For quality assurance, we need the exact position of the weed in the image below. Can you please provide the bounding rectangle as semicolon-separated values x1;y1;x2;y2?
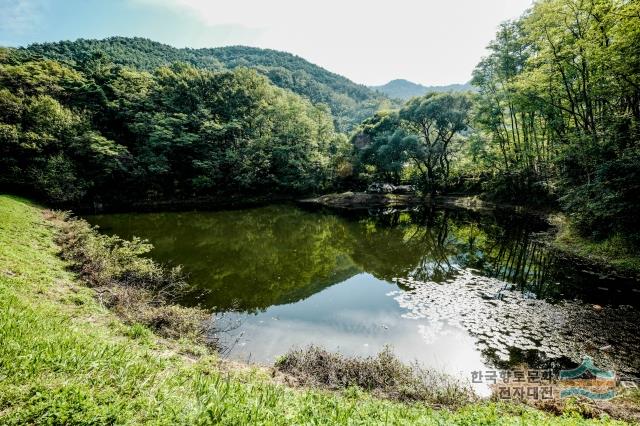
275;345;475;407
46;210;215;345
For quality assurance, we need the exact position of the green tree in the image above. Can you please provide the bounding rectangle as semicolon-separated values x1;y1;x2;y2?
399;93;472;193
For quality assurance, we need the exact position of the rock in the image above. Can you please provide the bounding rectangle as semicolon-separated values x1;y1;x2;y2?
392;185;416;195
593;304;603;312
299;191;420;210
367;182;396;194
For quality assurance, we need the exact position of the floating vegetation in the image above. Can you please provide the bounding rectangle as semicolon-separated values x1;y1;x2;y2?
392;269;640;376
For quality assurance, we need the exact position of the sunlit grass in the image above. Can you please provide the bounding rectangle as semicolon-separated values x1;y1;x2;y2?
552;214;640;274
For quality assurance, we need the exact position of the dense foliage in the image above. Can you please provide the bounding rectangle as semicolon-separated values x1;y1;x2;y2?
23;37;391;131
0;47;348;205
2;0;638;244
352;92;472;193
471;0;639;240
353;0;639;242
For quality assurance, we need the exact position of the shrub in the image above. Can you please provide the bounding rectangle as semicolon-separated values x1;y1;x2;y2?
47;210;214;344
275;345;475;407
560;147;640;244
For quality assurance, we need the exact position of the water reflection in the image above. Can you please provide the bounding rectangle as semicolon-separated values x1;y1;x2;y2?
216;272;488;387
394;271;640;377
89;205;639;310
87;204;640;378
459;213;560;300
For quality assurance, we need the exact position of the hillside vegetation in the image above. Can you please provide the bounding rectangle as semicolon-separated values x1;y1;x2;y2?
0;46;351;206
370;79;475;100
23;37;390;131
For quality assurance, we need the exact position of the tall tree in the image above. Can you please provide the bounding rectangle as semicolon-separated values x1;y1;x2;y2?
399;93;472;193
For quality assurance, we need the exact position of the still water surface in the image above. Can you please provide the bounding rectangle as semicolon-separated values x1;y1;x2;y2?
88;205;640;387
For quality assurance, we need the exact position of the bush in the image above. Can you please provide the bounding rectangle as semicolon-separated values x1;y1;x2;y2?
481;170;557;206
47;210;214;343
275;345;474;407
560;147;640;244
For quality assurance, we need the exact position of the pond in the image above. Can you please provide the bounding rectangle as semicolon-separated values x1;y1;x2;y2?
87;204;640;390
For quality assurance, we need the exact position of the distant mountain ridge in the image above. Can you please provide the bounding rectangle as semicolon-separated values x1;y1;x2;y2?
370;79;475;100
22;37;388;131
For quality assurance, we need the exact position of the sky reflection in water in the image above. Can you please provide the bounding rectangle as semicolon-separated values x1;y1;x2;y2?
88;204;640;388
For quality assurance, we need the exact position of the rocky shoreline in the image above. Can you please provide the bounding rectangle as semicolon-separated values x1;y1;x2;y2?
299;191;513;214
299;192;423;210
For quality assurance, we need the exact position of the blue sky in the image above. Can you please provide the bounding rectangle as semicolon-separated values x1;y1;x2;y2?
0;0;533;86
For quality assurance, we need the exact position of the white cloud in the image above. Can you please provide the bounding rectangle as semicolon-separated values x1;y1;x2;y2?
136;0;534;85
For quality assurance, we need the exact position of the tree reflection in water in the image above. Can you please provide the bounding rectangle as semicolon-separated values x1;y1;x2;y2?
88;205;640;375
88;204;638;314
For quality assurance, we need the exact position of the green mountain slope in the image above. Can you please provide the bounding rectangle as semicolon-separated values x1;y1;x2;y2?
22;37;388;130
370;79;475;100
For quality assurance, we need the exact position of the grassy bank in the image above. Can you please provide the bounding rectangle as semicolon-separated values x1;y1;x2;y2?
0;194;627;424
550;214;640;277
49;209;211;344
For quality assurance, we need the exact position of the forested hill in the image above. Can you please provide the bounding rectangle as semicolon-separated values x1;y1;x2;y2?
370;79;475;100
22;37;388;131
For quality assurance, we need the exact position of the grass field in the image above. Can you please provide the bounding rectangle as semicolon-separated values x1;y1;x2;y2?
0;194;627;425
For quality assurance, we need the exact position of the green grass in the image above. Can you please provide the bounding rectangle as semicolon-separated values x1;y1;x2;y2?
0;194;627;425
551;214;640;275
